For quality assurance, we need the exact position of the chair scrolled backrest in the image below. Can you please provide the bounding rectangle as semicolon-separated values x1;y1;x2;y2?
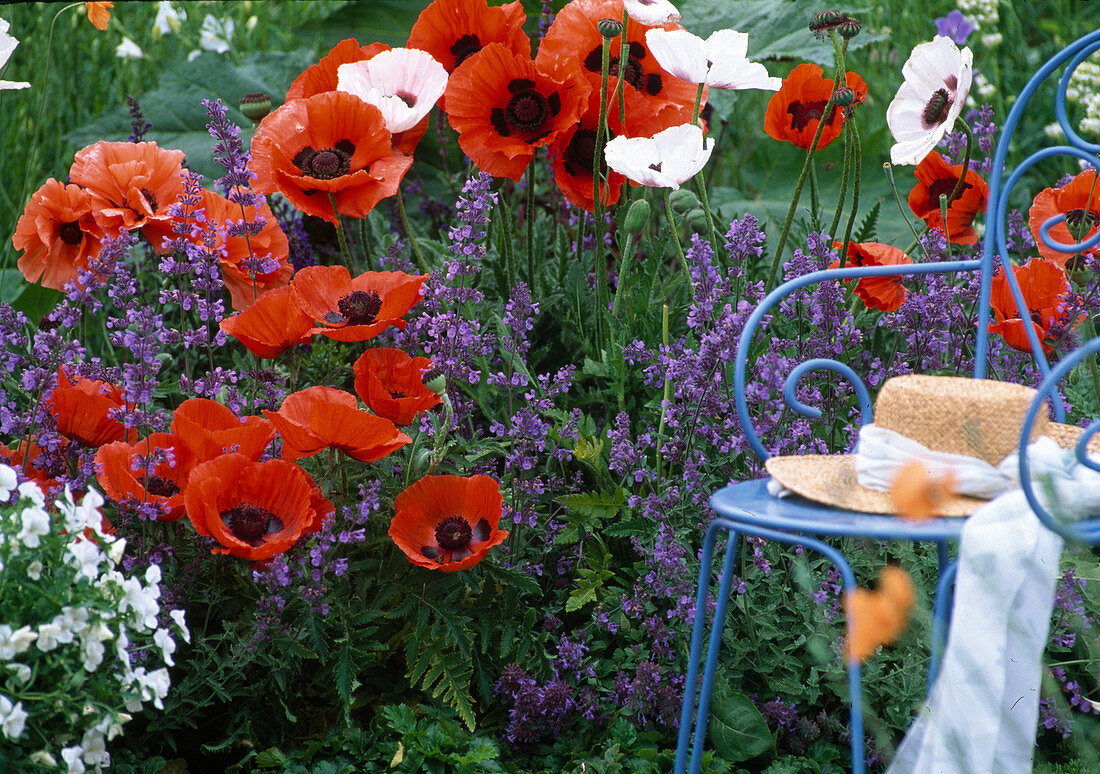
734;28;1100;465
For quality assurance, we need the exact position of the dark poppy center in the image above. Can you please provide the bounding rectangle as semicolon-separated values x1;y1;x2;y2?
564;129;599;176
332;289;382;326
927;177;969;209
787;99;837;131
583;45;662;96
59;221;83;246
141;473;180;497
139;187;159;213
922;88;952;127
395;90;417;108
505;89;550;132
222;503;283;546
389;390;407;400
450;34;482;68
292;141;356;180
1065;208;1099;241
435;515;473;551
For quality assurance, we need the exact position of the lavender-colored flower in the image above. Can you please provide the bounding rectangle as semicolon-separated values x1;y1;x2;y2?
203;98;260;207
934;9;975;46
127;95;152;142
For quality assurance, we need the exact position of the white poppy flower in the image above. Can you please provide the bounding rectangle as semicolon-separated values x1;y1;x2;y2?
199;15;233;54
886;35;973;165
115;37;145;60
645;28;780;91
623;0;680;25
337;48;448;134
0;18;31;91
604;123;714;190
152;1;186;37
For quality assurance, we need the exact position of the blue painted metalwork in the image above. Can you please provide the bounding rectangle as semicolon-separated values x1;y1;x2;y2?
676;28;1100;774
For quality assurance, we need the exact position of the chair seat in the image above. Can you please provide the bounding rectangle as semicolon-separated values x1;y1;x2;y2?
710;478;967;542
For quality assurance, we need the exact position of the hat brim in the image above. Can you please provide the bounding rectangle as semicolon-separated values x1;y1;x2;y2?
766;426;1100;518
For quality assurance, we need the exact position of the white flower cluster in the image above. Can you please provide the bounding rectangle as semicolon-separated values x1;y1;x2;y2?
956;0;1001;47
0;466;188;773
1065;58;1100;137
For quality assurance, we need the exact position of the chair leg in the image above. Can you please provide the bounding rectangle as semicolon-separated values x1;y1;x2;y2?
927;558;958;690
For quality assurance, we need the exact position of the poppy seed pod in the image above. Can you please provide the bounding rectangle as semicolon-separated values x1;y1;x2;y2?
597;17;622;39
239;92;272;123
623;199;651;235
832;86;857;107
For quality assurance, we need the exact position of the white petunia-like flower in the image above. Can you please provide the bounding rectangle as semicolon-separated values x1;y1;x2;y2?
17;505;50;548
604;123;714;190
623;0;680;25
337;48;449;134
886;35;973;165
120;576;160;631
645;28;780;91
154;627;176;666
68;539;104;581
18;480;44;507
0;18;31;91
0;624;38;659
27;559;43;580
0;464;17;498
0;694;28;740
199;15;233;54
80;726;110;767
9;663;31;683
152;1;186;37
116;37;145;60
61;746;86;774
82;638;105;672
169;608;190;643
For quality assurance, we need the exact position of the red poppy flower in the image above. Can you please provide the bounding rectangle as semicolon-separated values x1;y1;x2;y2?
829;241;913;312
251;91;414;225
184;453;333;562
12;179;106;291
263;385;411;463
548;90;660;211
47;369;136;447
389;474;508;571
445;43;590;181
194;189;292;310
0;439;69;493
85;1;112;30
220;285;314;359
353;348;441;426
765;63;867;150
291;265;426;342
1028;169;1100;267
69;140;186;248
169;398;276;464
408;0;529;73
537;0;699;129
286;38;429;156
907;152;988;245
989;258;1072;355
95;434;192;521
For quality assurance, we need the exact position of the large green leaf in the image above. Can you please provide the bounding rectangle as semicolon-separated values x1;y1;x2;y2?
708;681;775;763
65;50;317;182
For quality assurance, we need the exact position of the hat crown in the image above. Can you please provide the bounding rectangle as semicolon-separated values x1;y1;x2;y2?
873;375;1047;465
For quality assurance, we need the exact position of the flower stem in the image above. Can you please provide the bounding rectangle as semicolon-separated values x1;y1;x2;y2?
656;302;671;482
395;188;430;273
663;189;690;286
327;194;352;268
838;120;863;265
884;163;928;260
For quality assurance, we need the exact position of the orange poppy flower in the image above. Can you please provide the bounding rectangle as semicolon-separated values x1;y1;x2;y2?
0;439;69;493
537;0;699;129
95;434;192;521
445;43;589;181
389;474;508;571
285;38;429;156
1028;169;1100;267
85;1;112;30
69;140;185;249
352;348;441;426
169;398;276;464
989;258;1072;355
263;385;411;463
829;241;913;312
290;265;427;342
184;453;333;562
220;285;314;359
408;0;529;74
888;460;958;521
195;189;292;310
845;565;915;663
250;91;414;225
907;152;988;245
12;179;106;291
765;63;867;150
48;369;137;447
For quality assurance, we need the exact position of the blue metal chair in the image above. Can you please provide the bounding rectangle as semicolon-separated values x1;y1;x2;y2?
675;28;1100;774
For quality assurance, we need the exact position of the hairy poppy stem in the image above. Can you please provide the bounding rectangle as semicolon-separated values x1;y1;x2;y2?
394;189;430;273
592;33;613;356
884;163;928;261
327;194;353;268
839;120;862;267
829;122;853;246
663;190;690;286
655;302;671;482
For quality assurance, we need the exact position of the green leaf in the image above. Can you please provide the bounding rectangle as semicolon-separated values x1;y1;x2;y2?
708;682;774;762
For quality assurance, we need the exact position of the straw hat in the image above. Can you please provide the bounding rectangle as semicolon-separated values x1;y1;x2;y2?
765;374;1100;517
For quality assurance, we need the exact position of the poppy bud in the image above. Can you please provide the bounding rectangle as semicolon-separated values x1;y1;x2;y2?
686;208;709;233
832;86;857;107
623;199;651;235
422;366;447;396
597;17;623;38
239;93;272;123
838;16;862;39
808;9;844;38
669;188;700;214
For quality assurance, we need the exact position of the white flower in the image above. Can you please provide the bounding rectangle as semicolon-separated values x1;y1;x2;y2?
17;504;49;548
61;746;86;774
0;464;17;498
30;751;58;768
81;727;110;767
27;559;43;580
645;28;780;91
886;36;973;166
106;536;127;566
120;577;160;630
199;15;233;54
9;663;31;683
82;638;105;672
0;18;31;91
152;1;186;37
604;123;714;190
623;0;680;25
154;627;176;666
18;481;44;507
0;694;28;739
337;48;449;134
169;608;190;643
0;624;38;658
116;37;144;59
37;621;63;651
131;667;171;710
68;539;104;581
